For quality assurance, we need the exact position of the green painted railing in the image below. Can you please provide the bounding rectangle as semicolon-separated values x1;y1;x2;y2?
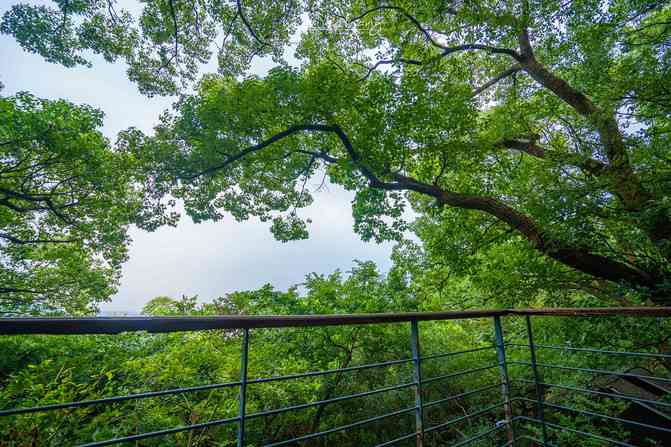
2;307;671;446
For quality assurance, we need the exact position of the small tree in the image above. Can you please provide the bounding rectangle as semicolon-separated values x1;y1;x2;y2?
0;92;157;314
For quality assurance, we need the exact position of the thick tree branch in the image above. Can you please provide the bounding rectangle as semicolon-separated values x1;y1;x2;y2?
357;58;422;81
189;124;659;293
386;172;655;290
236;0;267;47
516;29;670;252
497;138;608;176
518;30;599;117
473;65;522;96
517;31;640;188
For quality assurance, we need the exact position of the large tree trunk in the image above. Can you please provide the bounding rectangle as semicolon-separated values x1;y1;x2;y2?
517;30;671;258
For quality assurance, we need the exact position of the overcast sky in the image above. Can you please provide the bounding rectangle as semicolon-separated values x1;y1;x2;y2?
0;1;396;313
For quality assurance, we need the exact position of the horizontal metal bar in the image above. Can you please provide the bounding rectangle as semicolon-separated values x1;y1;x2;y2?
423;364;498;385
509;343;671;359
0;311;508;334
507;307;671;318
449;424;503;447
248;382;414;419
248;358;412;385
421;345;495;361
263;406;416;447
424;401;505;434
511;360;671;384
0;379;241;417
514;416;636;447
517;378;671;409
3;307;671;335
77;415;240;447
517;397;671;433
0;358;411;417
372;432;416;447
423;383;503;409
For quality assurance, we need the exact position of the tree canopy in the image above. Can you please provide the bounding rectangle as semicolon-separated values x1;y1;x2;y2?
2;2;671;444
0;88;181;314
3;0;671;308
3;262;667;445
0;92;155;314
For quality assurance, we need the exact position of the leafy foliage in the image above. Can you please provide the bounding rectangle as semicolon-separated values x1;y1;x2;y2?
1;0;302;96
4;0;671;306
3;263;670;446
0;92;154;315
79;0;669;304
0;263;505;446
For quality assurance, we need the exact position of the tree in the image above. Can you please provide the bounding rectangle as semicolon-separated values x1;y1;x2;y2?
0;262;506;446
1;0;302;96
6;1;671;304
0;92;156;315
143;294;201;315
2;259;669;445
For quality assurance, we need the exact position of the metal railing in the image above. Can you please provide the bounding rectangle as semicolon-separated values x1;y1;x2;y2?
1;307;671;446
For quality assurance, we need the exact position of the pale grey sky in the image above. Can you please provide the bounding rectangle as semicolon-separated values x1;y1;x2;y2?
0;1;396;312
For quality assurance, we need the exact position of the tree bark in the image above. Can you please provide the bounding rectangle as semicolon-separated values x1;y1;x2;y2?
380;173;660;295
195;123;668;300
516;30;671;254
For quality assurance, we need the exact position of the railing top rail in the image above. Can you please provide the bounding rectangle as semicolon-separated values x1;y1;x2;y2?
509;306;671;317
1;307;671;335
0;309;506;334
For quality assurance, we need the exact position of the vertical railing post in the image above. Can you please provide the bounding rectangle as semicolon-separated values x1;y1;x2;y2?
410;320;424;447
494;316;515;445
237;328;250;447
526;315;549;446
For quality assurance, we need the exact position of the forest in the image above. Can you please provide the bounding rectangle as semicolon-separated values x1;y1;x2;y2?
1;0;670;445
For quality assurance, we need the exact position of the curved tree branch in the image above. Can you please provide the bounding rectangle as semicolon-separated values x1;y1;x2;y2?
357;58;422;81
516;29;670;252
0;187;75;224
441;43;521;60
185;124;658;293
236;0;267;48
220;10;240;48
182;124;341;180
350;5;452;50
473;65;522;96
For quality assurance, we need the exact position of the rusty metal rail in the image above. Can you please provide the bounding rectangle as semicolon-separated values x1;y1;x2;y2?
2;307;671;334
2;307;671;446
